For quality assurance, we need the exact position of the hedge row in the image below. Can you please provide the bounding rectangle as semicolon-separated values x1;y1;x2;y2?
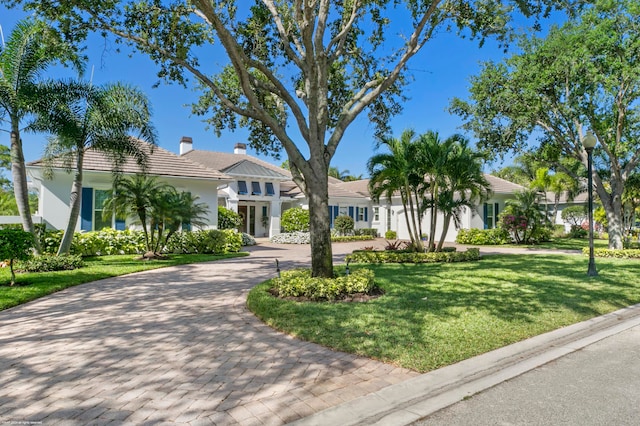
585;248;640;259
455;228;510;245
331;235;376;243
273;268;376;301
346;248;481;264
41;228;244;256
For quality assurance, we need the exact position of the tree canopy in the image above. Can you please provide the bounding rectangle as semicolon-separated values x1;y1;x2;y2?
451;0;640;249
3;0;573;275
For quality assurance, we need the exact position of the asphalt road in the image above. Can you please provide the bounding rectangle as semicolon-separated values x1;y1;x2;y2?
414;324;640;426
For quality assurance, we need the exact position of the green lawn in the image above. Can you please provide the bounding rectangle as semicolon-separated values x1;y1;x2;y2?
0;252;248;311
248;254;640;372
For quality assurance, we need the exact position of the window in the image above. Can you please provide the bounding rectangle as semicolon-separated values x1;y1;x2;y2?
373;207;380;222
238;180;248;195
484;203;495;229
94;190;111;230
358;207;365;221
265;182;275;196
251;181;261;195
339;206;348;216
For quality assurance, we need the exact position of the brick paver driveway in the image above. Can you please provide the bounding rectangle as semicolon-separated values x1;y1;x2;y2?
0;241;417;425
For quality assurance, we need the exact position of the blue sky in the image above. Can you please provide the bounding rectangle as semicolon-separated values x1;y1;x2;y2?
0;5;548;178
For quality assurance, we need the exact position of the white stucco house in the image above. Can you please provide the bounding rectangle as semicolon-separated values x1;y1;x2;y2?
27;136;529;242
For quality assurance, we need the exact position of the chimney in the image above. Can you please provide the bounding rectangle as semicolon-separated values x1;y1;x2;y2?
180;136;193;155
234;143;247;155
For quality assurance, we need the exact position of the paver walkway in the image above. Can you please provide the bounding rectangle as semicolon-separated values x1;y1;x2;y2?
0;241;417;425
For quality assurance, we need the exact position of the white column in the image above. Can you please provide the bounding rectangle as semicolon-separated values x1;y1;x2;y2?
269;200;282;238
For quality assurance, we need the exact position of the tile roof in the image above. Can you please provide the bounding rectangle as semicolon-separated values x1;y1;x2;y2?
183;150;291;179
27;140;231;181
484;174;526;194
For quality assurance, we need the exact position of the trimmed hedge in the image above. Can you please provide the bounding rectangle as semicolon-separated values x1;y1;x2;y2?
355;228;379;237
273;268;376;301
585;248;640;259
18;254;84;272
346;248;480;264
41;228;243;256
455;228;510;245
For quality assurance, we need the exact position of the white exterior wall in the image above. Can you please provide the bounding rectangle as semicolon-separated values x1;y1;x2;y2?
30;169;222;231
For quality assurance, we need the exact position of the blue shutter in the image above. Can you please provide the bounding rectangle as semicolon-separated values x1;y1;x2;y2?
333;206;339;220
328;205;333;227
495;203;499;220
355;207;360;222
483;203;488;229
81;187;93;231
348;206;354;218
364;207;368;222
115;218;125;231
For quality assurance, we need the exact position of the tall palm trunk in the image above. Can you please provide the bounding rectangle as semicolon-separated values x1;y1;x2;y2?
437;214;453;252
10;125;41;254
57;149;84;255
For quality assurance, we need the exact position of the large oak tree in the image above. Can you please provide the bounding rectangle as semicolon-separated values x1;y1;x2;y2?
451;0;640;249
4;0;568;276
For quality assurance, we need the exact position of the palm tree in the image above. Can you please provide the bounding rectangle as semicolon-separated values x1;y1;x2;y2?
33;81;156;255
0;19;81;252
413;131;460;251
104;174;169;254
148;189;210;253
368;129;423;250
435;140;491;251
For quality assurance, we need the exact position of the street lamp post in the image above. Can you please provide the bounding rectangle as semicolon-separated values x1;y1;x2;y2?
582;131;598;277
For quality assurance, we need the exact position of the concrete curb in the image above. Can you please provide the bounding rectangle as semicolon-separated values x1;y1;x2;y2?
289;303;640;426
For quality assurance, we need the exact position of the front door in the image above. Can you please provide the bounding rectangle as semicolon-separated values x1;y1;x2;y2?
238;205;248;233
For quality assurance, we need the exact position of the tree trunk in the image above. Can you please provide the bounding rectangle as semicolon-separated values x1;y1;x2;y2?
437;214;453;252
57;149;84;255
594;174;624;250
306;174;333;278
10;126;41;254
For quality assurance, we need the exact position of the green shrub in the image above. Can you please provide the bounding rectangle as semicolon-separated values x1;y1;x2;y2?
354;228;379;237
218;206;243;230
384;230;397;239
586;248;640;259
346;248;480;264
281;207;310;232
165;229;242;254
561;205;587;227
42;229;146;256
552;225;567;238
273;268;376;301
241;233;256;246
334;215;355;236
568;225;588;239
455;228;510;245
0;229;35;285
18;254;84;272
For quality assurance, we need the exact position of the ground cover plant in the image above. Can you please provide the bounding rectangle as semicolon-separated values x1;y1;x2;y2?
0;252;247;311
248;254;640;372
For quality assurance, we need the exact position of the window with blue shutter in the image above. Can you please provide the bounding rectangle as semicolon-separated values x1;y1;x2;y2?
355;207;359;222
238;181;248;195
483;203;488;229
81;187;93;231
251;181;261;195
265;182;275;196
364;207;368;222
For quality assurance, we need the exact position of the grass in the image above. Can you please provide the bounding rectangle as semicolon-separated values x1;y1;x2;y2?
0;252;248;311
248;254;640;373
505;237;609;251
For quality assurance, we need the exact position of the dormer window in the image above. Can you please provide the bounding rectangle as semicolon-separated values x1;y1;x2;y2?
238;180;248;195
265;182;275;196
251;181;261;195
